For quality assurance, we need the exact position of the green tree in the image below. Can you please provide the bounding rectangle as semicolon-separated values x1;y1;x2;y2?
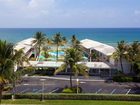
55;48;88;88
34;32;47;60
113;40;127;73
126;41;140;73
51;32;67;61
0;40;28;103
71;35;81;49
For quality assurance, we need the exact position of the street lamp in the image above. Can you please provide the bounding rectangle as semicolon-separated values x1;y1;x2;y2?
40;79;46;101
76;78;79;94
12;65;17;101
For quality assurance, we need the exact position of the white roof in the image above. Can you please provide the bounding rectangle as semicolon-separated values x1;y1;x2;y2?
83;62;115;69
14;38;36;53
80;39;116;56
29;61;64;68
28;61;115;69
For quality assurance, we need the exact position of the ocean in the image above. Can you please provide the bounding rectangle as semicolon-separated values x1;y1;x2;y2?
0;28;140;46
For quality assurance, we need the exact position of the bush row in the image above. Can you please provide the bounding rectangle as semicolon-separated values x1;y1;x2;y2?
113;76;133;82
113;76;140;82
2;94;140;101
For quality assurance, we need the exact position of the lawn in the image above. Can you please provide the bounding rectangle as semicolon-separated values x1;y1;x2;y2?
1;100;140;105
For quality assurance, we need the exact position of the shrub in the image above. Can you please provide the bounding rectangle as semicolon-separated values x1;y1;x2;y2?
2;94;140;101
113;76;133;82
62;87;82;93
30;57;36;61
133;76;140;82
3;86;12;91
62;88;73;93
2;94;11;99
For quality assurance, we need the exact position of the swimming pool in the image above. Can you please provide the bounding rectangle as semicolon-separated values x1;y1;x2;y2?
48;51;65;56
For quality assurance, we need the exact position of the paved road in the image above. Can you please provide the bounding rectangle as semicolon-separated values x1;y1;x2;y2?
7;76;140;94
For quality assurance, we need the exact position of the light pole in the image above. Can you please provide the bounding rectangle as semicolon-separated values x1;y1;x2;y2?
40;79;46;101
12;65;17;101
76;78;79;94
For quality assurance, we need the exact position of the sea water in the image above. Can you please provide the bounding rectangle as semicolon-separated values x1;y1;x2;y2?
0;28;140;46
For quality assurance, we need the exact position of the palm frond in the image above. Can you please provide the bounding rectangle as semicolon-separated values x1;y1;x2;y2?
54;64;67;75
75;64;89;78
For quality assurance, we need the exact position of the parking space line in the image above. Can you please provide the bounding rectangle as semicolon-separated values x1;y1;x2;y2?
23;84;29;86
126;89;131;95
110;89;116;94
95;88;102;94
49;88;59;94
80;82;86;84
20;88;29;93
32;88;39;92
35;89;43;93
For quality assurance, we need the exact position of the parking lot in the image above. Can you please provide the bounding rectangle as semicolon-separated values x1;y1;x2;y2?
7;76;140;95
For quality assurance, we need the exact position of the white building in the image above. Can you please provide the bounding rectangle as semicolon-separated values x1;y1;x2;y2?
14;38;37;58
15;38;130;76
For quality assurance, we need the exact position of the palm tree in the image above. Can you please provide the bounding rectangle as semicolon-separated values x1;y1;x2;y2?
113;40;127;73
34;32;47;60
51;32;67;61
0;40;28;103
55;48;88;88
126;41;140;73
71;35;81;51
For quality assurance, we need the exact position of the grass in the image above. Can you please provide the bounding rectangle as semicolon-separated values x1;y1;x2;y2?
1;99;140;105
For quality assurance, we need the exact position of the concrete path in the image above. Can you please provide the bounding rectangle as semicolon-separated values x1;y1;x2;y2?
23;75;108;82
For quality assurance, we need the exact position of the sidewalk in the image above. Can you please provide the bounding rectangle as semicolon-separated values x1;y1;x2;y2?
23;75;110;82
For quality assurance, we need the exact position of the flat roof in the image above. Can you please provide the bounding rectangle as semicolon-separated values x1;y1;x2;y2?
28;61;115;69
80;39;116;56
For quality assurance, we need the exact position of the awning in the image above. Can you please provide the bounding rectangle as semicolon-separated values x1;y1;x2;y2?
28;61;116;69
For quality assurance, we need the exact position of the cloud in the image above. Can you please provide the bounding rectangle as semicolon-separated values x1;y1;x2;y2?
0;0;56;18
0;0;140;28
0;0;57;27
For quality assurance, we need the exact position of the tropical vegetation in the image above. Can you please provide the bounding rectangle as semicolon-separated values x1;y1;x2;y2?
51;32;67;61
113;40;127;73
113;40;140;74
34;32;47;60
113;40;140;82
126;41;140;73
55;48;88;88
71;35;81;51
0;40;28;103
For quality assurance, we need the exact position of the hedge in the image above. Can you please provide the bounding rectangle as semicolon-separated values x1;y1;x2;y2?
2;94;140;101
113;76;133;82
113;76;140;82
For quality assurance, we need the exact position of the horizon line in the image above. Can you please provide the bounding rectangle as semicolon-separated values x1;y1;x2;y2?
0;27;140;29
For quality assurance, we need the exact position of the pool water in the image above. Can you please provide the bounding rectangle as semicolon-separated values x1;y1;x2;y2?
38;51;88;61
48;51;65;56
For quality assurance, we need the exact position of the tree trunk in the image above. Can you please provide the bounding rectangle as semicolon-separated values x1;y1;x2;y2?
120;57;124;73
36;45;41;61
130;64;133;73
38;45;41;58
12;80;16;100
70;73;72;88
0;83;4;104
69;67;73;88
56;45;59;61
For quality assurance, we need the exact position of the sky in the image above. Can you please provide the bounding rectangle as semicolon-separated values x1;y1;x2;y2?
0;0;140;28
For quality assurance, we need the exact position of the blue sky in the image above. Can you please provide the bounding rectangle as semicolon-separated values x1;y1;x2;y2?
0;0;140;28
